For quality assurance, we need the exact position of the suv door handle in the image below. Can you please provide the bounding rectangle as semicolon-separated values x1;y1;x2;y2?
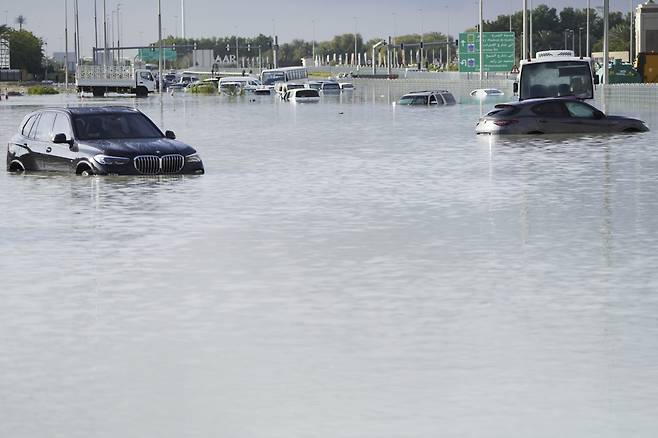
46;147;52;153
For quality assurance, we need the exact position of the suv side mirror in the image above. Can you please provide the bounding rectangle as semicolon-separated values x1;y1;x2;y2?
165;130;176;140
595;110;605;119
53;133;69;144
513;82;519;94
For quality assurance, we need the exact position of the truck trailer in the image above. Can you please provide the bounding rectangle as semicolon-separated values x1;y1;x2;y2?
76;65;156;97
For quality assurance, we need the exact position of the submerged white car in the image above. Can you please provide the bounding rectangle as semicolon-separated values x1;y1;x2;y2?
283;88;320;103
470;88;505;98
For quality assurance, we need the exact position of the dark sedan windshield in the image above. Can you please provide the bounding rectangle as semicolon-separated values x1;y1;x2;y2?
72;113;163;140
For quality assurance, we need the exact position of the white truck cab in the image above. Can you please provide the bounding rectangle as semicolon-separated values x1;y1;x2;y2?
514;50;598;101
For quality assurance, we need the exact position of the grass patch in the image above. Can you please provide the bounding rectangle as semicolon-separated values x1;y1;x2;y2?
187;83;216;94
27;85;60;95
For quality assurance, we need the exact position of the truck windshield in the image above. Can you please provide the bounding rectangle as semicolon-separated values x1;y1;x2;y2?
520;61;593;100
72;113;163;140
262;72;285;85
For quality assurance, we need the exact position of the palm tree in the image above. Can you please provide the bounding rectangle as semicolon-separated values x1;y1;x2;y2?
15;15;26;31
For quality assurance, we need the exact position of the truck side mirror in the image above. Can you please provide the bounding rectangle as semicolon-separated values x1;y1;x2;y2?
513;82;519;94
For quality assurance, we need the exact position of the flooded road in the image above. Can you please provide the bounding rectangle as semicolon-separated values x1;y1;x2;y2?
1;87;658;437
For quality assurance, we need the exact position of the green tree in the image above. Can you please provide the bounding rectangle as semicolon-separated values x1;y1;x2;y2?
7;29;43;74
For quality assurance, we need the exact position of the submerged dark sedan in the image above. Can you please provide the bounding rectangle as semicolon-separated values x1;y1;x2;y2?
6;106;204;175
476;97;649;135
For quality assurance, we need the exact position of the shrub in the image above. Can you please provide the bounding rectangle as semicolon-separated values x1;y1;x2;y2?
27;85;59;95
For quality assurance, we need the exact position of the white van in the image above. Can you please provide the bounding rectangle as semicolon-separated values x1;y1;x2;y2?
218;76;262;94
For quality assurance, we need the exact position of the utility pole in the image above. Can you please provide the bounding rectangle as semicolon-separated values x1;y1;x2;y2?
522;0;527;59
103;0;108;65
116;3;121;64
94;0;98;64
479;0;483;82
353;17;358;66
158;0;163;93
629;0;634;62
586;0;590;57
73;0;79;65
579;27;583;57
181;0;186;39
419;9;424;69
64;0;68;90
529;0;533;57
603;0;609;84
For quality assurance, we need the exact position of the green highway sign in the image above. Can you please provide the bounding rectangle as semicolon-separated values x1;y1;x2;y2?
458;32;515;73
138;48;178;62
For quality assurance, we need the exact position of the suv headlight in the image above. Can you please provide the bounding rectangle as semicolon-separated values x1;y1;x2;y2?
94;155;130;165
185;153;202;163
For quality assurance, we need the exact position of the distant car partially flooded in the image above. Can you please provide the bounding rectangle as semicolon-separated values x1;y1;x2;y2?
398;90;456;106
470;88;505;98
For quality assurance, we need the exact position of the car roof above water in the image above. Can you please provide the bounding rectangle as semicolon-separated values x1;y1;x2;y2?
34;106;142;116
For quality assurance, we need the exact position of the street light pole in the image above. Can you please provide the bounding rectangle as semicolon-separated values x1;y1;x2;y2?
586;0;590;57
419;8;424;69
103;0;108;65
603;0;609;84
630;0;634;62
479;0;484;82
353;16;358;66
94;0;98;64
522;0;527;59
64;0;68;90
158;0;163;94
529;0;533;57
579;27;583;57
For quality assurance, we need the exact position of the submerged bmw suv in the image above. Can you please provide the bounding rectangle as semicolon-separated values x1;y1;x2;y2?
6;106;204;175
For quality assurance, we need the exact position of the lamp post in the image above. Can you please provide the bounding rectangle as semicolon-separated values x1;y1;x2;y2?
158;0;163;94
64;0;68;90
629;0;634;62
479;0;483;81
419;8;424;69
579;27;583;57
586;0;590;57
571;29;575;52
603;0;609;84
353;16;358;66
522;0;528;59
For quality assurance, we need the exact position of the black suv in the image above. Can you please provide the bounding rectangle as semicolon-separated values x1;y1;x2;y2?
6;106;204;175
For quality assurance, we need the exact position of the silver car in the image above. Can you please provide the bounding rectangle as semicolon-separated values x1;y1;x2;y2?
398;90;457;106
476;97;649;135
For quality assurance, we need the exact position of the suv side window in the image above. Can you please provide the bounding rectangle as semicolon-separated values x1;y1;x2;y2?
22;115;37;137
52;113;74;139
28;114;42;139
531;102;568;117
34;112;56;141
564;101;598;118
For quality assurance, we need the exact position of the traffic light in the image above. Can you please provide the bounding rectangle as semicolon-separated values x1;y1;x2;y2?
400;42;404;50
226;44;230;51
172;43;176;52
247;44;251;52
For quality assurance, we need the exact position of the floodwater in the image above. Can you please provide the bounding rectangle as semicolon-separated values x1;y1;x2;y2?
1;86;658;438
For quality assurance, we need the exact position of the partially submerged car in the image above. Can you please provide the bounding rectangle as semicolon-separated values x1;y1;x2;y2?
475;97;649;135
7;106;204;175
282;88;320;103
470;88;505;98
398;90;456;106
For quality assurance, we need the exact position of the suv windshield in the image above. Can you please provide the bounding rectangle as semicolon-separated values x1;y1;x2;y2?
72;113;163;140
399;95;428;105
520;60;594;100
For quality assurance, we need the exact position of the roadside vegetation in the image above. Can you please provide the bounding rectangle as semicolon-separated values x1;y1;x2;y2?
27;85;59;95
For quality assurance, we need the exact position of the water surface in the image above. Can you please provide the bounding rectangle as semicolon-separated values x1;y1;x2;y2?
1;87;657;437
